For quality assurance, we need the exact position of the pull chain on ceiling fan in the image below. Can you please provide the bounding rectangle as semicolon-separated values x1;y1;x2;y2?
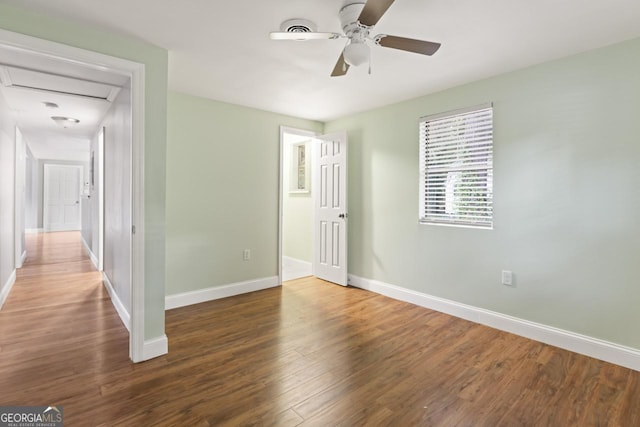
269;0;441;77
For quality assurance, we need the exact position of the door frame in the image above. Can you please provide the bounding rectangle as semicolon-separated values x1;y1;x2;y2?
97;127;105;271
14;127;25;268
278;126;319;285
43;164;83;232
0;28;148;362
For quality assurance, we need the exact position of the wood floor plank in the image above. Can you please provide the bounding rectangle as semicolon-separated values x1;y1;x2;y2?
1;231;638;426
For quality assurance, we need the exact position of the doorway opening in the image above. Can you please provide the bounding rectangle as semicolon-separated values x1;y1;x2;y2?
280;127;316;282
0;28;149;361
278;127;349;286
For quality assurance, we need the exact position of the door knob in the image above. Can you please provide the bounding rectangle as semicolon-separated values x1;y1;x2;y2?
338;213;348;219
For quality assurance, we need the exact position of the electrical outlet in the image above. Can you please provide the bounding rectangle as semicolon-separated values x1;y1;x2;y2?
501;270;513;286
243;249;250;261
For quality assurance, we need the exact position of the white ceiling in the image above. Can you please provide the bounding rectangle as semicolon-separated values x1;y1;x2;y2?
0;46;129;161
3;0;640;121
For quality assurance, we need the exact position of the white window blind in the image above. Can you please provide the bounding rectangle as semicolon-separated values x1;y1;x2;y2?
419;103;493;228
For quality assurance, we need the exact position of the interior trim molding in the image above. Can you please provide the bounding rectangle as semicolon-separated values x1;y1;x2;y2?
166;276;279;310
142;335;168;360
81;236;98;270
102;272;131;332
19;250;26;267
0;269;17;310
282;256;312;282
25;228;43;233
348;274;640;372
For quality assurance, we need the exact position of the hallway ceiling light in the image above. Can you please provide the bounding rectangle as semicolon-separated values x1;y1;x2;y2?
43;101;59;109
51;116;80;128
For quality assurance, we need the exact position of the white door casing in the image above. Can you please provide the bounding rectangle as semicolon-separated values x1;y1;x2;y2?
14;127;26;268
43;164;82;232
98;127;105;271
312;131;348;286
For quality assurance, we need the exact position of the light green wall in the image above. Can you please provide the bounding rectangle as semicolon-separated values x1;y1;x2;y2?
325;38;640;349
282;138;313;262
166;92;322;295
0;3;168;340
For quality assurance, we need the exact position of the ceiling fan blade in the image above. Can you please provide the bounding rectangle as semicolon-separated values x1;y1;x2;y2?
374;35;441;56
331;52;350;77
358;0;396;27
269;32;342;41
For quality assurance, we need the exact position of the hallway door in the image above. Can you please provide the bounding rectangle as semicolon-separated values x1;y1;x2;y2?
312;131;348;286
43;164;82;231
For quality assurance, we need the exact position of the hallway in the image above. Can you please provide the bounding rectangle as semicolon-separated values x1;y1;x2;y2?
0;231;129;407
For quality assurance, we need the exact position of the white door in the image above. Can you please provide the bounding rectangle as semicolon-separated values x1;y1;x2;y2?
44;164;82;231
312;131;348;286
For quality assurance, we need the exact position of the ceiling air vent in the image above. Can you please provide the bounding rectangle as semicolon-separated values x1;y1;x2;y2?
280;19;317;34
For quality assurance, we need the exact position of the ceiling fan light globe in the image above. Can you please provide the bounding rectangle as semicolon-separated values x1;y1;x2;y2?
343;42;370;67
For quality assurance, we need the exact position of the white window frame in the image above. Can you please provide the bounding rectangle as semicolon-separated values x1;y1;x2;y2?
419;103;494;229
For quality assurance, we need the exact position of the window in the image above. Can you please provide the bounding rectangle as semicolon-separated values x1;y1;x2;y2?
419;103;493;228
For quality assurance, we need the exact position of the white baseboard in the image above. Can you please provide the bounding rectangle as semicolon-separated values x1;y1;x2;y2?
282;256;312;281
102;272;131;331
142;335;168;361
166;276;279;310
0;270;17;310
81;236;98;269
25;228;43;234
348;274;640;372
89;252;98;270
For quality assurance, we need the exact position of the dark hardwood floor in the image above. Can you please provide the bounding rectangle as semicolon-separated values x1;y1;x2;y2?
0;231;638;426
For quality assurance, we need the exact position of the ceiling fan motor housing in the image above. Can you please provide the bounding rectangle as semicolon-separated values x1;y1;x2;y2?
340;3;370;67
340;3;367;33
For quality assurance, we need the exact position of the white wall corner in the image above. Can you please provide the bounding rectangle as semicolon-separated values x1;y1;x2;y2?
19;250;26;267
141;335;168;361
165;276;280;310
102;272;131;331
348;274;640;372
0;269;17;310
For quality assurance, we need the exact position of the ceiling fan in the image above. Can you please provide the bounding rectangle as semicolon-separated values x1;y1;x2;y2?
269;0;441;76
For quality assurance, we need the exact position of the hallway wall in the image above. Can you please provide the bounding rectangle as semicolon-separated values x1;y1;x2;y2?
103;85;132;314
24;145;38;231
0;90;16;304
